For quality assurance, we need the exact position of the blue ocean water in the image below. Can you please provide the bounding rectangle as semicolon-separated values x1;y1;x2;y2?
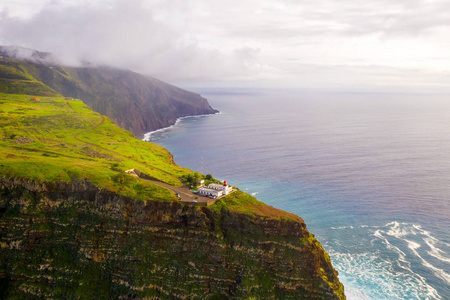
144;89;450;299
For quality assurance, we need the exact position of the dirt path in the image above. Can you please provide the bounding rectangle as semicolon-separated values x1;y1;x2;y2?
140;178;195;201
71;108;197;201
73;115;105;140
66;101;74;110
73;116;177;179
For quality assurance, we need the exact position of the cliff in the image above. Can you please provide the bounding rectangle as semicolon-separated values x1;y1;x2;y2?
0;46;217;137
0;75;345;299
0;177;344;299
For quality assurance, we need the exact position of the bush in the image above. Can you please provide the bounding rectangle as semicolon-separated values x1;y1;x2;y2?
111;173;133;185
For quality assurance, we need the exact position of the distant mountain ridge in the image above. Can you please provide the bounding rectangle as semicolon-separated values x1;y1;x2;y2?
0;45;218;137
0;45;59;65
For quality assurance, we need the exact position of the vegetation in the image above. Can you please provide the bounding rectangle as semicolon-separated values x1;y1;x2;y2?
0;93;193;202
181;172;203;187
0;58;345;299
0;56;217;137
0;91;303;218
211;191;264;215
0;61;60;96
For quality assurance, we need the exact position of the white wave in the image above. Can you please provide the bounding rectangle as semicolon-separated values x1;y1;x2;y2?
251;192;258;196
374;229;411;271
406;238;450;285
385;221;416;239
412;224;444;245
330;225;354;230
330;248;441;300
142;111;220;141
385;222;450;272
407;240;421;251
373;229;383;239
344;285;372;300
331;222;444;299
409;224;450;263
331;224;379;230
413;225;450;264
413;224;424;231
142;121;179;141
425;238;450;264
380;221;450;285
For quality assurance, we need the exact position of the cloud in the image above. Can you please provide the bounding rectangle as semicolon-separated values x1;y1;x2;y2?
1;0;450;91
0;0;261;83
200;0;450;42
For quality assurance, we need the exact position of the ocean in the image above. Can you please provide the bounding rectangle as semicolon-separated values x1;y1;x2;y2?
143;89;450;300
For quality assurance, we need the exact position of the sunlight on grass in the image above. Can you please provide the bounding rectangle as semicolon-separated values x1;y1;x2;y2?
0;93;190;201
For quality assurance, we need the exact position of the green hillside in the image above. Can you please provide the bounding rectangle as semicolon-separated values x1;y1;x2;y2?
0;92;302;218
0;61;60;97
0;93;188;201
0;92;272;214
0;56;345;298
0;53;217;137
0;94;345;299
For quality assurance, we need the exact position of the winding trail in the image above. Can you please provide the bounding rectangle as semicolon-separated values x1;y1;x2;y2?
69;102;196;202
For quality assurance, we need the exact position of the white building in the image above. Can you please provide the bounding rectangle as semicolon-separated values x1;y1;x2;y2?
197;180;232;198
125;169;139;177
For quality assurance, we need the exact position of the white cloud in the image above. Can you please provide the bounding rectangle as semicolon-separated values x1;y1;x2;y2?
1;0;450;91
0;0;262;83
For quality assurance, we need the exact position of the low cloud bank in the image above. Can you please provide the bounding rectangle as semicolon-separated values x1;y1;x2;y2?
0;0;260;84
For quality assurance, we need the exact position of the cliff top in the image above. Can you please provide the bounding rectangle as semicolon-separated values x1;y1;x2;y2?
0;93;302;223
0;56;345;299
0;55;217;137
0;93;184;200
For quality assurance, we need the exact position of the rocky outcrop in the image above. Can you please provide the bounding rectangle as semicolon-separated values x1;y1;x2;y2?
0;177;344;299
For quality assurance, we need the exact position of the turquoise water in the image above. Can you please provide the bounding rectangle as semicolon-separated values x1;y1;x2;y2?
144;89;450;299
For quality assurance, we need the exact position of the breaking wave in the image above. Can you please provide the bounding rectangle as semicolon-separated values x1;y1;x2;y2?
143;112;221;141
327;222;449;299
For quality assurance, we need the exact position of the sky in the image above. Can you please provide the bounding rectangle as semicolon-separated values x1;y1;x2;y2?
1;0;450;92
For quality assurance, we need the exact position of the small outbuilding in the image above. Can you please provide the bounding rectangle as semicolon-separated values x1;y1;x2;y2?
125;169;140;177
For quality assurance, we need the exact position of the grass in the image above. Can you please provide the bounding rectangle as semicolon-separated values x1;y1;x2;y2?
210;190;304;222
0;93;193;202
212;191;266;215
0;60;60;96
0;91;303;219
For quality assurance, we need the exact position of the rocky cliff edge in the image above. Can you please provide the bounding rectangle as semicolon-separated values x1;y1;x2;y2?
0;177;345;299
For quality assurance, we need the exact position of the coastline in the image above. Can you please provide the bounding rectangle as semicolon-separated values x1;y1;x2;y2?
142;111;221;142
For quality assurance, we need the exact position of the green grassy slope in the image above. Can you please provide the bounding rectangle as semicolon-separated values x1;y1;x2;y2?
0;56;217;137
0;94;345;299
0;92;286;217
0;60;60;97
0;93;271;212
0;93;190;201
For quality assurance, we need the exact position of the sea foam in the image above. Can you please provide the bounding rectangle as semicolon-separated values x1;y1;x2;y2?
327;223;443;299
142;112;221;142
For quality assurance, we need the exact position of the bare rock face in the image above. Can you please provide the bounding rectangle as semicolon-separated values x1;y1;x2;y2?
0;177;345;299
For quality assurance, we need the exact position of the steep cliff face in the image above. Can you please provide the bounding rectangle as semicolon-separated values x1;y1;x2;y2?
0;177;345;299
0;48;217;137
28;65;218;137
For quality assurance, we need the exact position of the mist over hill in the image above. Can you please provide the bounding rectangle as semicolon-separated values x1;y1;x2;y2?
0;45;218;137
